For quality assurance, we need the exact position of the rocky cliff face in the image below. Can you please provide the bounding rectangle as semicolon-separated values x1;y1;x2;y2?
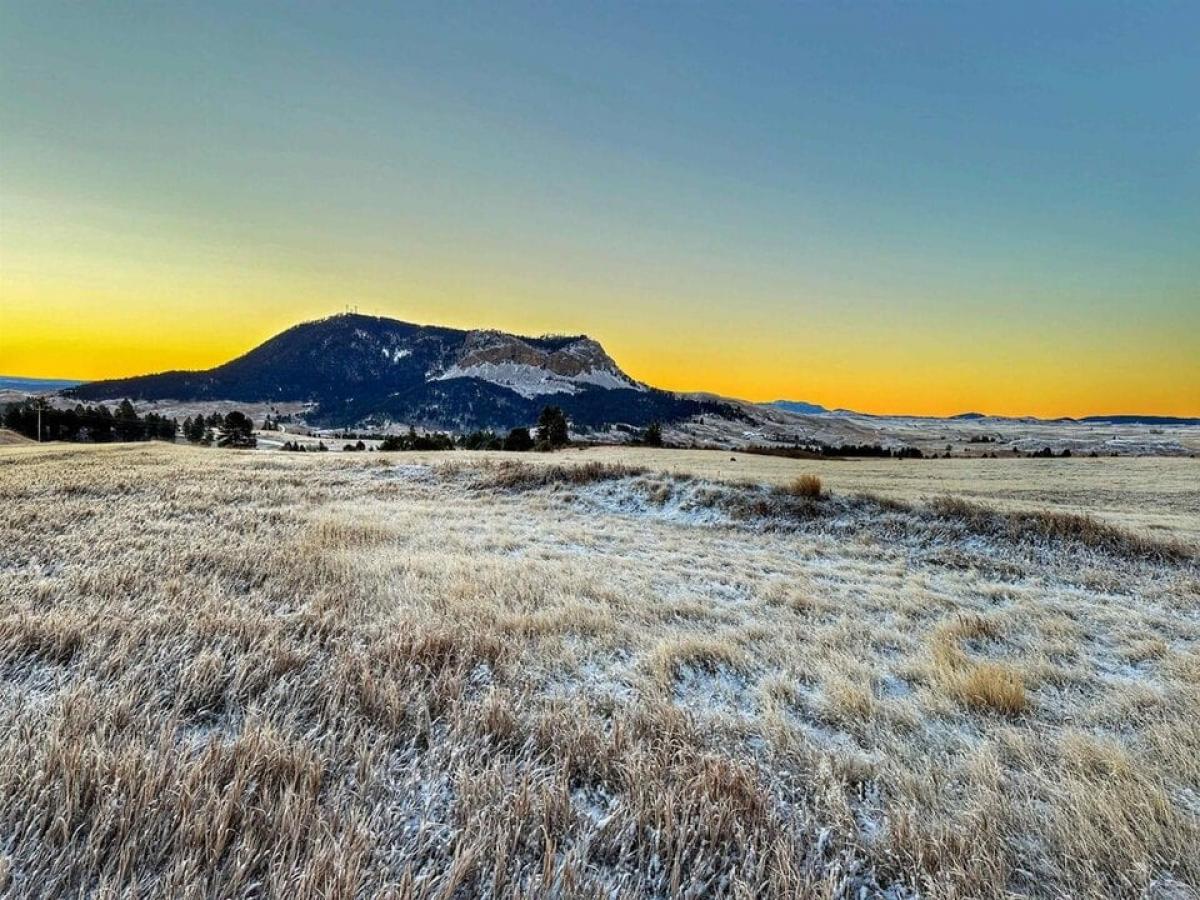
433;331;645;398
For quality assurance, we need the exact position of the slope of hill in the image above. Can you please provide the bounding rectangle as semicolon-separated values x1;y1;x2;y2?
0;428;35;445
766;399;830;415
69;314;734;430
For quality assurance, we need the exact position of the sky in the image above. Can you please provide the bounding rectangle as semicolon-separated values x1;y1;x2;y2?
1;2;1197;417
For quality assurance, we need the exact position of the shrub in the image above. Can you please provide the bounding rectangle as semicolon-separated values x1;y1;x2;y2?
502;427;534;452
379;429;454;452
459;430;503;451
782;474;822;499
643;422;663;447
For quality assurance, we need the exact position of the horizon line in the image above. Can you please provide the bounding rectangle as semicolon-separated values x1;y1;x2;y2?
2;372;1196;423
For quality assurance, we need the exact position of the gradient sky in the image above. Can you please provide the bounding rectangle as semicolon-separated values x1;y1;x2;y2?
2;2;1198;416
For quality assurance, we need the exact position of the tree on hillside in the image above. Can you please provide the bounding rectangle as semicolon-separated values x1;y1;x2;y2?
536;406;569;449
643;421;663;447
218;411;256;448
114;399;142;441
188;416;207;443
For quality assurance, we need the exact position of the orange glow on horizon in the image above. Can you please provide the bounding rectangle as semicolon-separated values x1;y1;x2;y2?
3;291;1197;419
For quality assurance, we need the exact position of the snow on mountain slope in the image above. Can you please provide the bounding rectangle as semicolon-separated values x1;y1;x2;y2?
434;361;641;397
431;330;645;397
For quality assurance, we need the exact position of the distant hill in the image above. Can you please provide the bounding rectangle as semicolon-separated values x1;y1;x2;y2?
69;314;736;431
1077;415;1200;426
766;400;830;416
0;376;84;394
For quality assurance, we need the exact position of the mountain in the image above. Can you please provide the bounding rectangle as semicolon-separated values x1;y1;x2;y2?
767;400;830;416
69;314;735;431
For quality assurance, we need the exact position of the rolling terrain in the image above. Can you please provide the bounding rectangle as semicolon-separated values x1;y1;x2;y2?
1;442;1197;897
8;312;1195;455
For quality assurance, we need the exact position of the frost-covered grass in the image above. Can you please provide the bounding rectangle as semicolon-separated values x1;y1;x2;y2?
1;443;1197;898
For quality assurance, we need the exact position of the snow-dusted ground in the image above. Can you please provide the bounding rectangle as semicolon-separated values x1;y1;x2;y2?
658;403;1200;456
14;381;1194;456
1;443;1197;896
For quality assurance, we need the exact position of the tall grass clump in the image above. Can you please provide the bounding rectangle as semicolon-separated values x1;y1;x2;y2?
931;615;1028;716
477;460;649;491
780;474;823;500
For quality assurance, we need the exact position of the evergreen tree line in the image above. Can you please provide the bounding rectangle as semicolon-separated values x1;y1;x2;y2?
744;442;926;460
806;442;925;459
3;399;176;443
377;405;573;453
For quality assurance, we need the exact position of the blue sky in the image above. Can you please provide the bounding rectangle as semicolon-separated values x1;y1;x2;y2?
2;2;1197;414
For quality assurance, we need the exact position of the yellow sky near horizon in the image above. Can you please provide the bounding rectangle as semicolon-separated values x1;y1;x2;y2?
4;271;1197;419
3;5;1198;419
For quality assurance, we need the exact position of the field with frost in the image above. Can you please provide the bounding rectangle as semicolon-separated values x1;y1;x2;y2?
1;443;1197;898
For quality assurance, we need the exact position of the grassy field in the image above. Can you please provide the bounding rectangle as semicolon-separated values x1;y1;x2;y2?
461;446;1200;542
1;443;1197;898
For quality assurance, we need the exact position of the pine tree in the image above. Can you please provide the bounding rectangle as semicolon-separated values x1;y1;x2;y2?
218;411;256;448
536;406;569;448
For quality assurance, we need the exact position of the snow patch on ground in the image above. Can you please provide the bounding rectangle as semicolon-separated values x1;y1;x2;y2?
374;744;458;878
372;463;433;482
178;711;240;750
542;652;636;706
572;478;736;527
876;673;914;699
572;785;618;827
673;664;757;719
0;658;67;708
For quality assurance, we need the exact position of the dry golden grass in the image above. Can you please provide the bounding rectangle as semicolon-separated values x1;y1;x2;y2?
0;442;1197;898
0;427;34;445
929;616;1029;716
928;496;1192;563
450;445;1200;543
780;474;824;500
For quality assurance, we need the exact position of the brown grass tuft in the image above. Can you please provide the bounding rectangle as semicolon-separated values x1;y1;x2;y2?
932;616;1028;716
954;663;1028;715
649;635;745;685
780;474;823;500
